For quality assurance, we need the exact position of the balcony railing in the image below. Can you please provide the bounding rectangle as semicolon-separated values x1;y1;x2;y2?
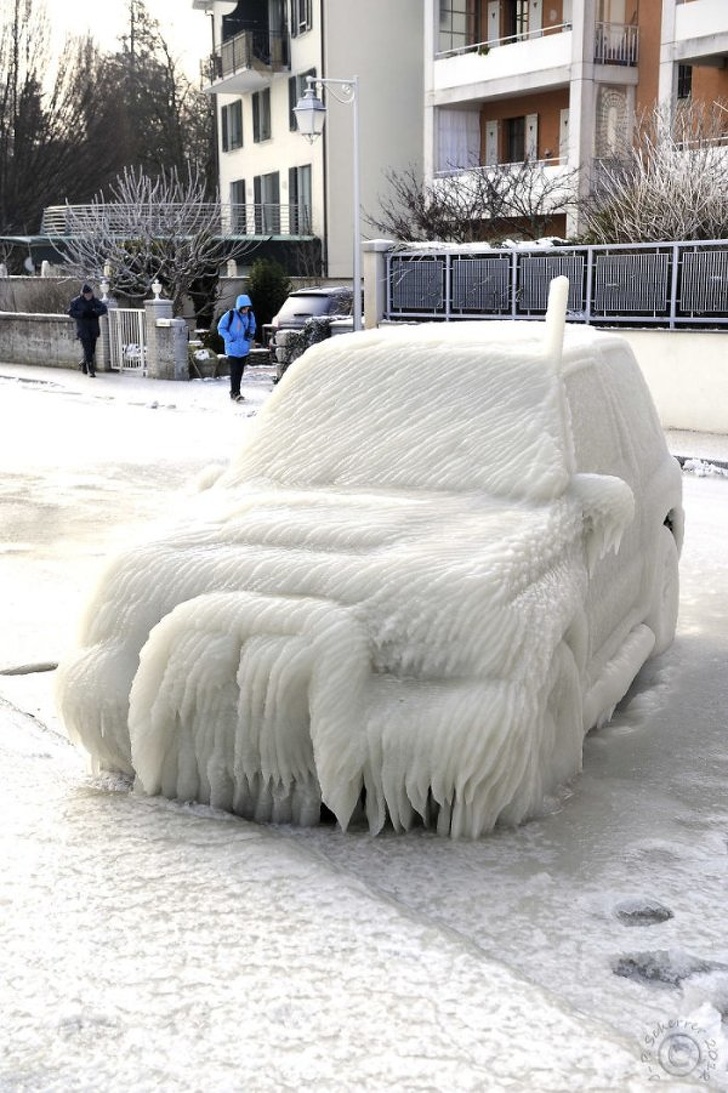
594;22;639;66
40;203;313;239
436;22;571;59
205;29;289;83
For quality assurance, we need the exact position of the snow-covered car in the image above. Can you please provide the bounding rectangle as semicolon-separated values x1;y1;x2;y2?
57;279;684;838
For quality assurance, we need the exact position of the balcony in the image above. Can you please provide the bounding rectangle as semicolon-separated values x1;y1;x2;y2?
594;22;638;67
434;24;572;101
203;29;290;94
673;0;728;67
40;203;313;240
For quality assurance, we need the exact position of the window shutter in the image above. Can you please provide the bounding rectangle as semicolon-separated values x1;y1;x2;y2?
485;119;499;165
253;94;260;142
525;113;538;160
559;108;570;162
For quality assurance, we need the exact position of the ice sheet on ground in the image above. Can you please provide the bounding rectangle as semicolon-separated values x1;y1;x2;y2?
1;703;644;1092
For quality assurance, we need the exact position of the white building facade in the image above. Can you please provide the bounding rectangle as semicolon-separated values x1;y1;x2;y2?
194;0;424;282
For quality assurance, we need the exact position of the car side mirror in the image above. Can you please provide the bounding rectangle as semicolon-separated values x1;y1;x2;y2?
569;473;635;575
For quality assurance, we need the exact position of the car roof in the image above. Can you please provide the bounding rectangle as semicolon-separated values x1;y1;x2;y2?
288;287;352;297
226;320;583;503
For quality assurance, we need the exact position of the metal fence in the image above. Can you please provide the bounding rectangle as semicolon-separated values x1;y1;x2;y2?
385;240;728;329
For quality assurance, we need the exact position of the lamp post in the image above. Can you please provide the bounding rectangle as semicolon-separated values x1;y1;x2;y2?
294;75;362;332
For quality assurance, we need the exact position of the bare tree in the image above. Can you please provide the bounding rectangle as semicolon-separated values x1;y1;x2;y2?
367;160;579;245
579;99;728;244
0;0;215;259
0;2;115;235
57;165;258;316
100;0;214;185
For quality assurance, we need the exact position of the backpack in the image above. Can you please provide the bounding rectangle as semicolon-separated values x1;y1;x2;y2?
225;308;249;334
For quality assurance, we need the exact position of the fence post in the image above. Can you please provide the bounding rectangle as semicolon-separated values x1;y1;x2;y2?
97;306;114;373
669;243;680;331
362;239;393;328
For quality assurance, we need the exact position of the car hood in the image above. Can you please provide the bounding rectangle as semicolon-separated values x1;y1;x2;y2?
92;485;585;683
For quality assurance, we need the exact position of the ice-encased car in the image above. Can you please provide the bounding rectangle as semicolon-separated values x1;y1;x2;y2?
57;279;684;838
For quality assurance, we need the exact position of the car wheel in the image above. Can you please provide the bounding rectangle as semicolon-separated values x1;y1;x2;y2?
646;525;680;657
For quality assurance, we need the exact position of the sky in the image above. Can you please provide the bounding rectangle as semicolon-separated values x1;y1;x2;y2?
46;0;212;80
1;357;728;1087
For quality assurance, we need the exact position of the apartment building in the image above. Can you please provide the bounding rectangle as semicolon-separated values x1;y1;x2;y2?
427;0;728;236
193;0;423;280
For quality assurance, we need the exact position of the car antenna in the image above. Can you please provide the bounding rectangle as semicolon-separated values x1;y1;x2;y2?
544;276;569;364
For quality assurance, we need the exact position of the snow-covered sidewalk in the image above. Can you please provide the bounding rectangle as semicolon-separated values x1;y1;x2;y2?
4;359;728;466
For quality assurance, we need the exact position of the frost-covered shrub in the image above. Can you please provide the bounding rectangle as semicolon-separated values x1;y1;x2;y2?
276;316;334;381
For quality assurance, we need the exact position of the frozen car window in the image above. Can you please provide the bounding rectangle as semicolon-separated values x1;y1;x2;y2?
223;323;573;503
564;343;665;482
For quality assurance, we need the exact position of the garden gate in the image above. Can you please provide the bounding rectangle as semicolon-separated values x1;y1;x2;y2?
106;308;147;374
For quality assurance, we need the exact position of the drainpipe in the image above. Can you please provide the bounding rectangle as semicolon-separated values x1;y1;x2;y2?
207;8;221;199
319;0;329;277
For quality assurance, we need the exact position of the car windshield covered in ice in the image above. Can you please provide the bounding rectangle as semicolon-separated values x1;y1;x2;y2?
58;281;684;839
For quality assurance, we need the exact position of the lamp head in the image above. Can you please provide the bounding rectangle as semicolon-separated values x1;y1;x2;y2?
294;87;327;143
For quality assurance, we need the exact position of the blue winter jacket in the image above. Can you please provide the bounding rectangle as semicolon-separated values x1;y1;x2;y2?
217;294;256;357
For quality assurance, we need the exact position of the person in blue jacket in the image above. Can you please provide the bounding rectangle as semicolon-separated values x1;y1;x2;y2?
217;293;256;402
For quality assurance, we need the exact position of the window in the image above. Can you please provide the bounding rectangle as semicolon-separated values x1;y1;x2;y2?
290;0;312;37
504;0;529;41
677;64;692;100
254;172;280;233
252;88;271;142
437;108;481;170
505;116;525;162
438;0;478;53
221;100;243;152
288;165;312;233
230;179;246;234
289;69;317;130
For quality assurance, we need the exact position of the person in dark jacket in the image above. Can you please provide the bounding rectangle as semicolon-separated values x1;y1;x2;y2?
68;283;108;377
217;293;256;402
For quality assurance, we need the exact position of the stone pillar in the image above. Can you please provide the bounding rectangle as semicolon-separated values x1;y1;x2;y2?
362;239;394;328
97;304;114;373
144;299;188;381
657;0;678;112
567;2;597;238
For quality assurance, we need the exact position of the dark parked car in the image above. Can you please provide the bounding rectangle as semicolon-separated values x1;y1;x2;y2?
263;286;354;362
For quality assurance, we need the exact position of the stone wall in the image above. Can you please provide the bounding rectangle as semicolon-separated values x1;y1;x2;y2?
620;329;728;435
0;312;84;369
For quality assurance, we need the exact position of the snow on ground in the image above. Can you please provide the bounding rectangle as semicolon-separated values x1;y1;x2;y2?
1;360;727;1091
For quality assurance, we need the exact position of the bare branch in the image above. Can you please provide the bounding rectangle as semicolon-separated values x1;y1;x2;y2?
367;160;579;245
57;166;259;316
579;99;728;243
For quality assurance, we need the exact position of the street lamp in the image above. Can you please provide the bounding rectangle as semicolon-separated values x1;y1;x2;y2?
294;75;362;332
